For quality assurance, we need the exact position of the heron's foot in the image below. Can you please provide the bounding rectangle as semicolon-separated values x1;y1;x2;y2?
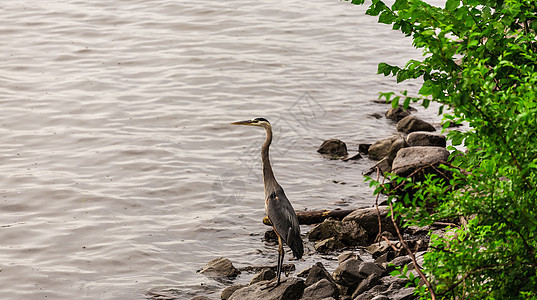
260;278;284;291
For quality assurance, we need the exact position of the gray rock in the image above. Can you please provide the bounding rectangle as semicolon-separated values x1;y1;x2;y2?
386;256;412;273
338;251;363;265
190;296;211;300
351;273;380;299
370;296;390;300
396;116;436;133
228;277;305;300
406;132;446;147
380;275;410;288
365;241;397;259
302;278;338;299
391;146;450;177
342;207;396;242
390;287;416;300
199;257;240;278
250;268;276;285
359;143;372;155
318;139;348;157
308;218;368;247
314;237;346;253
221;284;247;300
385;105;411;121
353;284;389;300
358;262;384;278
368;136;406;161
333;258;364;287
305;262;336;287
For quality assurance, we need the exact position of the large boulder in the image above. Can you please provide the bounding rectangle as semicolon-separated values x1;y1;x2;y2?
406;132;446;147
385;105;413;121
368;136;406;161
391;146;450;177
198;257;240;278
221;284;248;300
228;277;305;300
301;278;339;300
342;207;396;242
318;139;348;157
308;218;369;247
305;262;337;287
396;116;436;133
332;258;364;287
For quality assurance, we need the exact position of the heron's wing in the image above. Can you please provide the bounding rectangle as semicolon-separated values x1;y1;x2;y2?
266;186;304;259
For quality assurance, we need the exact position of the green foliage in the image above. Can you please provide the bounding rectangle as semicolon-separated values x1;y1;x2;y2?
349;0;537;298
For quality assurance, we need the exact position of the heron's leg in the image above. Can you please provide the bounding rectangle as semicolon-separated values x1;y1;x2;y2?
276;233;284;285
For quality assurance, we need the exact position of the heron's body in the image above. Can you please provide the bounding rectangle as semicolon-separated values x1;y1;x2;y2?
231;117;303;287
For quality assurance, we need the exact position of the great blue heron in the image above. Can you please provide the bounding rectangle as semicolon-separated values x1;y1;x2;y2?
231;117;304;287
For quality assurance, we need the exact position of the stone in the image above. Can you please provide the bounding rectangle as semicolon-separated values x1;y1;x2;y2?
318;139;348;157
333;258;364;287
385;256;412;273
228;277;305;300
358;262;384;278
190;296;211;300
353;284;389;300
338;251;363;265
308;218;369;247
365;241;398;259
368;136;406;161
406;132;446;147
351;273;380;299
342;153;363;161
199;257;240;278
342;207;396;242
302;278;339;299
391;146;450;177
314;237;346;253
385;105;415;121
390;287;416;300
305;262;337;286
221;284;247;300
359;143;372;155
250;268;276;285
396;116;436;133
370;296;390;300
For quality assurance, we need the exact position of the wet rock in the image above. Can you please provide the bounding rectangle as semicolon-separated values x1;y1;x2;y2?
333;258;364;287
353;284;389;300
305;262;337;287
389;287;416;300
359;143;372;155
190;296;211;300
228;277;305;300
385;105;412;121
338;251;363;265
358;262;384;278
221;284;248;300
199;257;240;278
396;116;436;133
318;139;348;157
385;256;412;273
314;237;346;253
365;241;398;259
302;278;339;299
391;146;450;178
308;218;368;247
351;273;380;299
368;136;406;161
406;132;446;147
342;207;396;242
250;268;276;285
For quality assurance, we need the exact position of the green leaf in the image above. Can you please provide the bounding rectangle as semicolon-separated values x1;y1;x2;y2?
445;0;460;11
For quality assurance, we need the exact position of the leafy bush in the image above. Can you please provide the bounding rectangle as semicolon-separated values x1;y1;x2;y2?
348;0;537;298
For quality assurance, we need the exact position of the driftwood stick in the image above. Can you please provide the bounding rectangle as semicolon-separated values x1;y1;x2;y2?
263;209;356;226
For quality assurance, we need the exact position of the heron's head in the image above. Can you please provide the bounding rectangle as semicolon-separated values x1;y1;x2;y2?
230;117;271;128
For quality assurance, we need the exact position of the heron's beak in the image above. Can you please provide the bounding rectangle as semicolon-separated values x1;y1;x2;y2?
230;120;254;126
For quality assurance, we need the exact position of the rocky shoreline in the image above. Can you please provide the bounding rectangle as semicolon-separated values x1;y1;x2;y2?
188;105;454;300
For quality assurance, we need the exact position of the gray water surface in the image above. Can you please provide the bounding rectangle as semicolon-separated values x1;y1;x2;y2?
0;1;443;299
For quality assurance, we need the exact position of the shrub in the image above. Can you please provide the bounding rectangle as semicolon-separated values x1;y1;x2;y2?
348;0;537;298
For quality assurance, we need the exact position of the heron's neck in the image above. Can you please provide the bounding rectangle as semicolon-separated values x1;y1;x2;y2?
261;125;278;196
